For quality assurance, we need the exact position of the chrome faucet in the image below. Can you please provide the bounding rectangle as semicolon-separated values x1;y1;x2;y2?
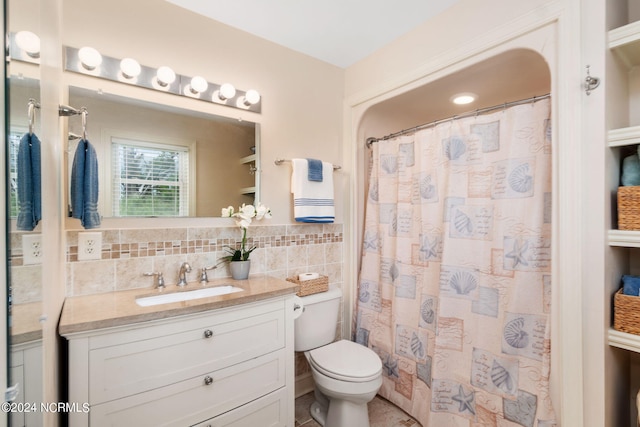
143;271;165;289
199;265;217;284
177;262;192;287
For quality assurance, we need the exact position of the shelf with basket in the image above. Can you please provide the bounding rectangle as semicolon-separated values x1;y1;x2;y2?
608;126;640;350
604;10;640;425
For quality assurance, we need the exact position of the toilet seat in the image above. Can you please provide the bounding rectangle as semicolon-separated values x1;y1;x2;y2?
308;340;382;383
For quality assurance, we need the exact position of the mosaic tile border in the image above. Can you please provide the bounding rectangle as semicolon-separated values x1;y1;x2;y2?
66;232;344;262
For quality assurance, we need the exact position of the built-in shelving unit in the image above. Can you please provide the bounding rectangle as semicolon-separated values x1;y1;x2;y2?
240;154;256;165
609;328;640;353
609;20;640;68
605;8;640;425
608;126;640;148
240;154;257;194
608;230;640;248
606;14;640;356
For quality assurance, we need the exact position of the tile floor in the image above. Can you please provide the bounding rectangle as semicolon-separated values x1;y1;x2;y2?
295;392;420;427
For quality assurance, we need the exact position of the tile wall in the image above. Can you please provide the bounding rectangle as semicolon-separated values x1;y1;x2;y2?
10;223;344;382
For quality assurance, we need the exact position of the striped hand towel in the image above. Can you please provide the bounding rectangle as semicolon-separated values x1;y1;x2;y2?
291;158;334;223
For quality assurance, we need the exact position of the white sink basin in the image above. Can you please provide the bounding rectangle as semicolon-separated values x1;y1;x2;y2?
135;285;244;307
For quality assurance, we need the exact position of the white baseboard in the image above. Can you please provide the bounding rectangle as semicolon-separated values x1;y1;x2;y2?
295;372;315;398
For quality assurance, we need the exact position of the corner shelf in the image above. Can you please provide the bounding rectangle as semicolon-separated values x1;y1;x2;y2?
609;20;640;68
240;154;256;164
240;186;256;195
609;328;640;353
608;126;640;148
609;230;640;248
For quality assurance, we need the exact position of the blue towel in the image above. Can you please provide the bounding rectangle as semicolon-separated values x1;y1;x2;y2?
622;154;640;186
71;139;101;229
16;133;41;231
307;158;323;182
623;275;640;296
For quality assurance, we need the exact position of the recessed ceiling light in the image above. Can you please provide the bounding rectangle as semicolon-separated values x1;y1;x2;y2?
451;93;477;105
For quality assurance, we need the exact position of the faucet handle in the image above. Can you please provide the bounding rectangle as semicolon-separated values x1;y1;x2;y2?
144;272;165;289
199;266;217;284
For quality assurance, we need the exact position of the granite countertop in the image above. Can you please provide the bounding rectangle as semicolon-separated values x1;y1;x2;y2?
59;275;299;336
11;302;43;345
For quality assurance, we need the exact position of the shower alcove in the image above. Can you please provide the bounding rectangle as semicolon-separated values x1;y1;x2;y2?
351;46;558;423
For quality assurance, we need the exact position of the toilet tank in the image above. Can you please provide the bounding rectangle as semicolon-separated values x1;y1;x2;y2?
294;287;342;352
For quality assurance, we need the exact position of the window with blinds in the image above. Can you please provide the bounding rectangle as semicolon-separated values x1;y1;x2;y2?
111;137;190;217
8;132;21;218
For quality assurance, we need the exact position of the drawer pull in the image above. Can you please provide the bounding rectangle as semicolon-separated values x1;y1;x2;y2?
203;329;213;338
204;375;213;386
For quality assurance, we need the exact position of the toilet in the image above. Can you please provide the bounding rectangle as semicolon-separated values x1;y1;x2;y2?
294;288;382;427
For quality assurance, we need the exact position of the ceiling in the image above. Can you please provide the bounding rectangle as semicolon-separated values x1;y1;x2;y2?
362;49;551;138
166;0;461;68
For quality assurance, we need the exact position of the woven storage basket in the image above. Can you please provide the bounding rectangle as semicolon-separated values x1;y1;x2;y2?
618;186;640;230
614;289;640;335
286;275;328;297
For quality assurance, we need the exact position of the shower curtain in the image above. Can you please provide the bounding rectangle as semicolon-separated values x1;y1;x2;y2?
355;98;556;426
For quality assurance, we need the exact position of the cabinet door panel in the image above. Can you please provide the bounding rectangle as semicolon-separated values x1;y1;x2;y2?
90;309;284;403
90;349;286;427
193;388;287;427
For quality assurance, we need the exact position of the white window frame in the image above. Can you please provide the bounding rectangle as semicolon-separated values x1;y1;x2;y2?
102;129;196;217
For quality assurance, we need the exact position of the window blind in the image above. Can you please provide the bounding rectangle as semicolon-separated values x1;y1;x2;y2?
111;138;190;217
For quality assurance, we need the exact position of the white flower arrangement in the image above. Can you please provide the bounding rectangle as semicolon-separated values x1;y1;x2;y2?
220;202;272;262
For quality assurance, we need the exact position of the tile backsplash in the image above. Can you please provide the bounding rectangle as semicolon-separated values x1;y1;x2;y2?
11;223;343;383
63;223;343;297
9;223;343;302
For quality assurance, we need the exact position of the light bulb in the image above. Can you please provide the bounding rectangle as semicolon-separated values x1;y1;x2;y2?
190;76;208;94
243;89;261;106
156;66;176;87
15;31;40;57
451;92;477;105
120;58;141;79
78;46;102;70
218;83;236;100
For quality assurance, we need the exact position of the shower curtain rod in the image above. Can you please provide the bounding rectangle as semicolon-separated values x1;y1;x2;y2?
365;93;551;148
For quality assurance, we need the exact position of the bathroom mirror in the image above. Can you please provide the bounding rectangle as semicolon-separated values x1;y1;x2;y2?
7;53;45;427
66;86;259;218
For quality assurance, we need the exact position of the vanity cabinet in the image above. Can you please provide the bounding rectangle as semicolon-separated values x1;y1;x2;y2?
63;296;294;427
10;341;43;427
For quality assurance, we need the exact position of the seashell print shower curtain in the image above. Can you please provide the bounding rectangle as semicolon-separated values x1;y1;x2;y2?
355;98;556;426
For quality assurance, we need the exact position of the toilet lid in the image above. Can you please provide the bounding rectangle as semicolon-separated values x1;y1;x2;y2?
308;340;382;382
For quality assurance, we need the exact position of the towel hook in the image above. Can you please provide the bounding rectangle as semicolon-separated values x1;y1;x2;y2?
584;65;600;95
27;98;40;136
81;107;88;140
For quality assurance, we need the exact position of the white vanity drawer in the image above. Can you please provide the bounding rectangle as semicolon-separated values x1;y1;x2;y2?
193;388;287;427
89;349;286;427
89;302;285;404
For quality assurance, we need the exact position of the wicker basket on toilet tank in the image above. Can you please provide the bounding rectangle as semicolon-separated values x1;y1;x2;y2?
286;275;328;297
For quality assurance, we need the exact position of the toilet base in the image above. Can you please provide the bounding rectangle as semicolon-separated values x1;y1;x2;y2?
310;401;327;426
309;389;371;427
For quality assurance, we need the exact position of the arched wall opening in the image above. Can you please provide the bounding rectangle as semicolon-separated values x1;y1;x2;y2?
347;23;560;418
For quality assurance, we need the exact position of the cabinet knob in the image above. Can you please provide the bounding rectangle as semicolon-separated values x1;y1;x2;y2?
203;329;213;338
204;375;213;386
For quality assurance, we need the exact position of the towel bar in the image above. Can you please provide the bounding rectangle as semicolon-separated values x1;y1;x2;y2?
274;158;341;170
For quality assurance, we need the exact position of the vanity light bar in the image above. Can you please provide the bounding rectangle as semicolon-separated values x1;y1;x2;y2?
63;46;262;114
9;31;41;65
